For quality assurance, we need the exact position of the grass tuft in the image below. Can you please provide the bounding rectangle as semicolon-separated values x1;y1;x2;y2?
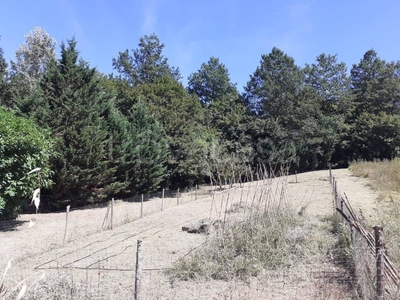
170;172;336;283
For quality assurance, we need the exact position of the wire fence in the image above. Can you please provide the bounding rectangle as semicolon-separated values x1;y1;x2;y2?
5;169;400;299
330;167;400;299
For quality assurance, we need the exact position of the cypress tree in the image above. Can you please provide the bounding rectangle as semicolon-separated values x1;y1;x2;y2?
21;39;118;207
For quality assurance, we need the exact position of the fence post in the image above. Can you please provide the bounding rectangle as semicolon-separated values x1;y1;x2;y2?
295;170;298;183
332;177;337;210
134;239;142;300
102;201;111;229
141;194;144;218
110;198;114;230
374;226;384;300
161;188;165;211
63;205;70;244
195;185;198;200
177;188;180;205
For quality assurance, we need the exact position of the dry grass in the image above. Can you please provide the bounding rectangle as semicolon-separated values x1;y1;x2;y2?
2;167;368;299
171;207;332;281
349;159;400;264
169;170;355;298
350;159;400;297
350;158;400;199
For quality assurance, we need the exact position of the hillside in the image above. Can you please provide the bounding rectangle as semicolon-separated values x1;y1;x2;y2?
0;169;379;299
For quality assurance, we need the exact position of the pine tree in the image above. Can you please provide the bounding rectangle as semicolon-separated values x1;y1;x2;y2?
187;57;238;106
112;34;181;86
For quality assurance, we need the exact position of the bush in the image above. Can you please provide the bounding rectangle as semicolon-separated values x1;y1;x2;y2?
0;107;55;219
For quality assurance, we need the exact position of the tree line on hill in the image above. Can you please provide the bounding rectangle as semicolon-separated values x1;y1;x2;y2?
1;27;399;220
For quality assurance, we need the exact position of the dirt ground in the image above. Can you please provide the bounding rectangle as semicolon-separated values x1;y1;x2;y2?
0;168;380;299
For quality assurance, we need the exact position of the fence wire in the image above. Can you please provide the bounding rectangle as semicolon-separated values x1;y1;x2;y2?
330;169;400;299
4;171;399;299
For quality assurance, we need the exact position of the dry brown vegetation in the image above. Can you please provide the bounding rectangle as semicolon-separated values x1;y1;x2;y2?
0;168;383;299
350;159;400;269
350;158;400;199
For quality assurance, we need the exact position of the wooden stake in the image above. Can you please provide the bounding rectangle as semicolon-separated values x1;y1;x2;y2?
295;170;298;183
141;194;144;218
63;205;70;244
102;201;111;229
110;198;114;230
374;226;384;300
161;188;165;211
177;188;180;205
134;239;142;300
195;185;198;200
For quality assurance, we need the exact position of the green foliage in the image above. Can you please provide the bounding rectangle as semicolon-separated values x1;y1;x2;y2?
344;112;400;161
112;34;181;86
5;29;400;211
351;49;400;116
123;102;169;194
18;39;118;207
10;27;56;98
207;95;254;164
187;56;238;105
100;74;137;115
0;107;54;220
244;47;303;125
249;117;297;167
0;43;12;108
132;76;206;187
304;53;353;116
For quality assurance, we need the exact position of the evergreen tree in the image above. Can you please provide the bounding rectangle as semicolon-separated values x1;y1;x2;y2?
244;47;303;126
351;49;400;116
20;39;117;207
100;74;137;115
344;50;400;162
133;76;206;187
125;102;168;194
187;57;238;106
244;48;304;168
304;54;353;116
300;54;352;169
345;112;400;161
112;34;181;86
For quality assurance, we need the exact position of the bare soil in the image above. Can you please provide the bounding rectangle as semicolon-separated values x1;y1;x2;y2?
0;168;380;299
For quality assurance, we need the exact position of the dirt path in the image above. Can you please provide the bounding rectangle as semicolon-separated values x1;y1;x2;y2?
1;168;380;299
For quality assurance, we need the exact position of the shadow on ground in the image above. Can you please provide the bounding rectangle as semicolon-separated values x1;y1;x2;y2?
0;220;28;232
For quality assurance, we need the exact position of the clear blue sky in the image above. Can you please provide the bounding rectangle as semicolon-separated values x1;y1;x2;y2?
1;0;400;91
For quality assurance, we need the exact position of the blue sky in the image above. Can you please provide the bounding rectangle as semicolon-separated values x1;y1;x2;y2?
1;0;400;91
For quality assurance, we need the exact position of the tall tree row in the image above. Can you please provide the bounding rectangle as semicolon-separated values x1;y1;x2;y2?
1;27;400;219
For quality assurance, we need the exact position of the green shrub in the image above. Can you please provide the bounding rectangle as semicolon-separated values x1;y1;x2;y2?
0;107;55;219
